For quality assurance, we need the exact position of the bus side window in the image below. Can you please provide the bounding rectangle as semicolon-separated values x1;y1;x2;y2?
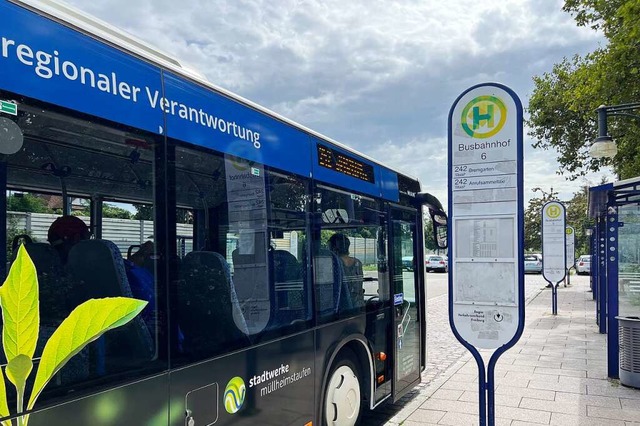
265;170;312;332
177;250;250;359
313;186;385;322
1;95;165;406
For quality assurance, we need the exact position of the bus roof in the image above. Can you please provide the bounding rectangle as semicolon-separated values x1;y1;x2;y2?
16;0;420;185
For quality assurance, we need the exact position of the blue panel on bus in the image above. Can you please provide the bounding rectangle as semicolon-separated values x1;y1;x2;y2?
163;73;312;177
311;138;381;199
0;2;164;134
379;167;400;202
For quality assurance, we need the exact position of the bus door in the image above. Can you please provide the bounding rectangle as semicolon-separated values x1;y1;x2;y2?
390;207;421;401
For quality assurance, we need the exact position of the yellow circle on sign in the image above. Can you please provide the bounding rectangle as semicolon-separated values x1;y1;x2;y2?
546;205;561;219
566;228;573;235
460;95;508;139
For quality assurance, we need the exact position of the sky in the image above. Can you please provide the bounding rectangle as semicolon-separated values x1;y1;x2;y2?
64;0;613;206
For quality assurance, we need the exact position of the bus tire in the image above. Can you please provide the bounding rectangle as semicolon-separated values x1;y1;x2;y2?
323;349;363;426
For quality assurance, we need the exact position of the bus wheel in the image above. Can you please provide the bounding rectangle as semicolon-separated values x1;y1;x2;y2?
324;351;362;426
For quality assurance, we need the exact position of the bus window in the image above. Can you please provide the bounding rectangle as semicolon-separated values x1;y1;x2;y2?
171;144;314;363
0;91;164;406
264;170;312;333
172;146;253;362
313;186;387;321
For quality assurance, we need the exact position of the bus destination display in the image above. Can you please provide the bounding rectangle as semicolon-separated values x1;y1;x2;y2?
317;144;375;183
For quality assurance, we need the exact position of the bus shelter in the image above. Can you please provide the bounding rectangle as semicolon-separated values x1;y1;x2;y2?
588;177;640;380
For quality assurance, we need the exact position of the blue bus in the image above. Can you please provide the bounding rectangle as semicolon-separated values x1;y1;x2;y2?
0;1;446;425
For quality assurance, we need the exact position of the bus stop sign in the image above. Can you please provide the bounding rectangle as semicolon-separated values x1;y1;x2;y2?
542;201;567;284
448;83;525;351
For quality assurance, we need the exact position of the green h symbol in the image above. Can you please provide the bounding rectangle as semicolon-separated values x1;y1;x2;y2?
472;104;494;130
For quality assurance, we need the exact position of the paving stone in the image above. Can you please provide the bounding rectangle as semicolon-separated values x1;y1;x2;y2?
587;383;640;398
430;389;464;401
440;379;480;392
495;384;556;400
621;398;640;410
435;411;511;426
420;398;478;415
554;391;622;408
551;412;626;425
404;408;446;424
587;405;640;422
457;390;522;408
493;405;552;424
446;373;477;383
519;396;586;415
528;378;587;394
534;367;586;378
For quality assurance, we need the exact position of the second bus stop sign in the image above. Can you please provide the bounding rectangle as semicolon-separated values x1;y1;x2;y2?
448;83;525;350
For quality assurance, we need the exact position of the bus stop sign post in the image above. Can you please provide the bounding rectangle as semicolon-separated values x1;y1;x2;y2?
541;201;567;314
565;226;575;287
448;83;524;426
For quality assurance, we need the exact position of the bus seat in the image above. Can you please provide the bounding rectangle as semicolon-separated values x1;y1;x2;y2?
67;239;154;373
178;251;249;358
313;249;343;316
3;242;89;385
271;249;306;325
20;242;74;325
8;243;88;386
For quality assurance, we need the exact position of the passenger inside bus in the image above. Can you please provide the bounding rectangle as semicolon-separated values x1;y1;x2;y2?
124;241;156;331
328;233;365;308
47;215;91;263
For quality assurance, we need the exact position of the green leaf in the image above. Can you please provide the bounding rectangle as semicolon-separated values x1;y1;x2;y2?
0;244;39;362
27;297;147;411
0;367;10;425
6;354;33;395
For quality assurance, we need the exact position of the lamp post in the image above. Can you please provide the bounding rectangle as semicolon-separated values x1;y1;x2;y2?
589;103;640;159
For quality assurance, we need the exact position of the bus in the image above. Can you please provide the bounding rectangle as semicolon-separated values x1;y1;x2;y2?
0;1;447;425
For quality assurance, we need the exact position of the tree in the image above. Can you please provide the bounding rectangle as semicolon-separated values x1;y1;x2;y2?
565;185;593;256
102;204;133;219
423;215;436;253
133;204;154;221
524;187;559;252
7;193;53;213
73;202;132;219
528;0;640;181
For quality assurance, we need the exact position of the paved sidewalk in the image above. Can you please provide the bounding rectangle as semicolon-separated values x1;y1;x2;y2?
370;275;640;425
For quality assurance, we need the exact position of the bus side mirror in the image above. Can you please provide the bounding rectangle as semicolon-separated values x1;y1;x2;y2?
416;192;448;250
430;211;448;249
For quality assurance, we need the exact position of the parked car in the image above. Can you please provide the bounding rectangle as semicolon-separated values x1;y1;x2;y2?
524;253;542;274
402;256;414;271
576;255;591;275
426;255;448;273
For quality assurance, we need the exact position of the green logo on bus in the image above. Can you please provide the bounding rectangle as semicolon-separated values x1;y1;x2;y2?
224;376;246;414
460;95;507;139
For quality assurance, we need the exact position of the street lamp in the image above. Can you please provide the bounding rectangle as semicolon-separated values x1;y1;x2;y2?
589;103;640;159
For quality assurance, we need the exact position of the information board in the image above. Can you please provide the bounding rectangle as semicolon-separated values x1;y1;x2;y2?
566;226;575;270
448;83;524;350
542;201;566;284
